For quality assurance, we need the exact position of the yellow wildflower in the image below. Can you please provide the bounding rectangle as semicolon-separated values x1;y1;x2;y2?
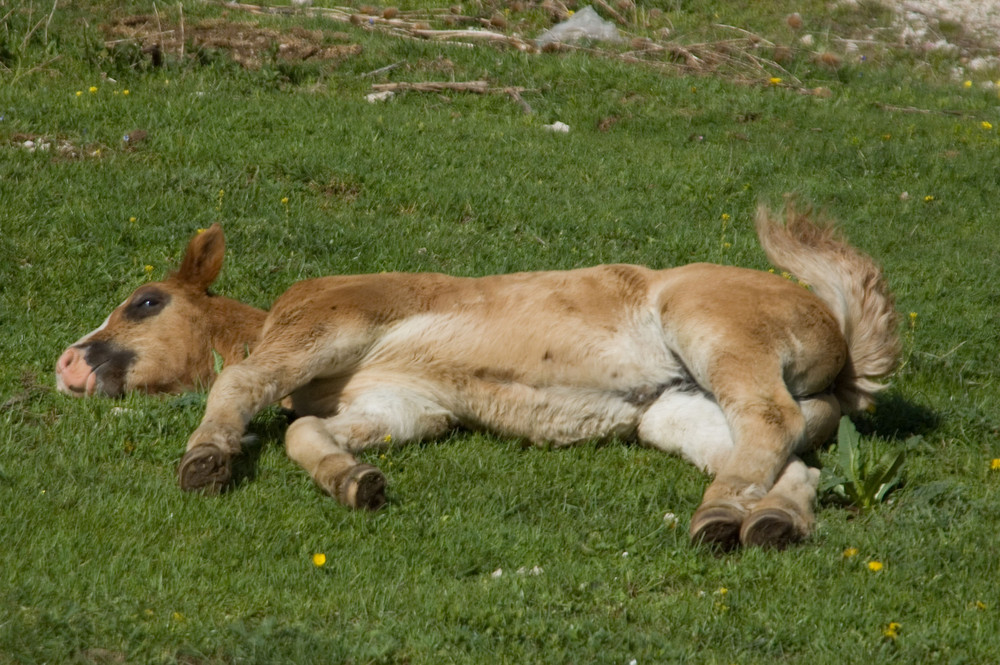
172;611;185;622
868;561;884;572
75;90;82;97
716;587;728;595
129;216;137;223
723;242;732;249
123;89;130;95
923;195;935;202
89;86;98;94
990;458;1000;471
843;547;859;558
383;434;393;443
975;600;987;610
312;553;327;567
769;77;783;86
721;213;730;221
964;80;972;88
281;196;290;205
883;622;901;639
143;265;154;273
982;121;993;130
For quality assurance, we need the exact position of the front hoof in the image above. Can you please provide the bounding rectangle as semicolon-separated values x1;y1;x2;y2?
690;501;746;551
178;443;232;494
740;507;807;550
336;464;386;511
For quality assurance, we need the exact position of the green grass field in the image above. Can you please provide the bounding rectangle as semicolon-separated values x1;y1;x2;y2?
2;0;999;662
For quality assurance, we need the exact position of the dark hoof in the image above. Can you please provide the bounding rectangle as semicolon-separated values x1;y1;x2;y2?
178;443;232;494
336;464;386;511
740;507;805;550
690;502;745;551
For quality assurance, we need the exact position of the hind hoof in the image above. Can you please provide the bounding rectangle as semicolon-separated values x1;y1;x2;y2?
178;443;232;494
690;501;746;551
740;507;807;550
335;464;386;511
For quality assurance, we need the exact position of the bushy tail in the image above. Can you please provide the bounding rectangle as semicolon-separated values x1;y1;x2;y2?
755;202;900;413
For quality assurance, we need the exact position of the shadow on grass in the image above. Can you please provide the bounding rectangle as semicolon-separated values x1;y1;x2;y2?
853;392;940;441
229;407;292;490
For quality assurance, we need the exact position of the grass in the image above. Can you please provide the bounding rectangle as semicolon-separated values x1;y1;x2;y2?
2;0;1000;662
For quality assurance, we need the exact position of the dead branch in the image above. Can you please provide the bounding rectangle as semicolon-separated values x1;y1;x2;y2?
371;80;492;93
506;87;533;114
593;0;629;27
875;102;973;116
361;60;405;77
410;28;533;51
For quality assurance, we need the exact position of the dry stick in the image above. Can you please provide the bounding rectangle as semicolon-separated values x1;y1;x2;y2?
506;87;533;114
593;0;629;27
43;0;58;46
19;6;50;52
409;28;533;51
371;80;492;93
178;2;185;61
874;102;973;117
360;60;405;78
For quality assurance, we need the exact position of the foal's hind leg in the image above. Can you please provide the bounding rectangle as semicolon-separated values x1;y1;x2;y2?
285;388;456;509
639;390;838;549
739;393;839;548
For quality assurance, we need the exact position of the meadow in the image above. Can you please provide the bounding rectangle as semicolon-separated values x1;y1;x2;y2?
2;0;999;662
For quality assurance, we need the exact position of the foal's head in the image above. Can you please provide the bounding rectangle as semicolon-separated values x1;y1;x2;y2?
55;225;265;397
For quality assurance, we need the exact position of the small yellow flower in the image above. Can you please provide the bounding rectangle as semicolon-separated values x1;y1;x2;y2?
964;80;972;88
75;90;82;97
197;228;206;234
769;77;783;86
123;89;130;95
144;265;154;273
89;86;98;94
566;9;574;16
982;121;993;130
129;216;137;223
881;133;892;141
723;242;732;249
975;600;987;610
868;561;884;572
172;611;185;622
990;458;1000;471
312;552;327;567
843;547;859;558
883;621;901;639
383;434;393;443
781;271;792;280
716;587;728;595
281;197;289;205
721;213;730;221
923;195;935;202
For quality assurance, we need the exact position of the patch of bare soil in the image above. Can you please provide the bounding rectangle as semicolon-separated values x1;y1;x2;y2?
102;15;361;69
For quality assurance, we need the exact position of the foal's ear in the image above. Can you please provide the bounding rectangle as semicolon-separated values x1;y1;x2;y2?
171;224;225;291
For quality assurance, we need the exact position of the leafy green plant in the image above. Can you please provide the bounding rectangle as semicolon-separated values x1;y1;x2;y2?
821;416;906;510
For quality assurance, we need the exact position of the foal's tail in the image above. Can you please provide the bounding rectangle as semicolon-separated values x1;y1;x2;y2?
754;202;900;413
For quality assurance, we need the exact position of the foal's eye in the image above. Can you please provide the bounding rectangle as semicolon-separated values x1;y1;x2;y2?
124;288;171;321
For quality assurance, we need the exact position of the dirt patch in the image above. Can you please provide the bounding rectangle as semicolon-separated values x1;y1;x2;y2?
102;15;361;69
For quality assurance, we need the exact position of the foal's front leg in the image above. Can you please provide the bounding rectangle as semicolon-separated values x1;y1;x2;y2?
285;388;456;509
178;352;313;493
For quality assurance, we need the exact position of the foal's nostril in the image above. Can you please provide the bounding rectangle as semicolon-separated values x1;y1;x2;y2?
56;348;77;373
